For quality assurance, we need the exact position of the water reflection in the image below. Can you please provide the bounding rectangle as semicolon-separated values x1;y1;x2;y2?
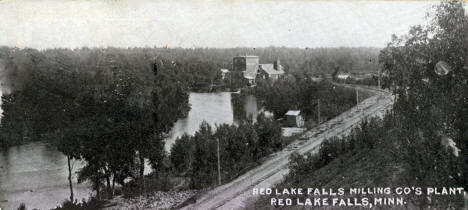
244;94;259;123
0;141;91;210
165;92;236;151
0;92;260;209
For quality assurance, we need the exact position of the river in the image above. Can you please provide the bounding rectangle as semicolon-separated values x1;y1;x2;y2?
0;141;90;210
164;92;260;151
0;92;259;210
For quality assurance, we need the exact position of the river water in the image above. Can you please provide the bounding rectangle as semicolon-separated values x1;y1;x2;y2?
0;141;90;210
0;92;259;210
165;92;260;151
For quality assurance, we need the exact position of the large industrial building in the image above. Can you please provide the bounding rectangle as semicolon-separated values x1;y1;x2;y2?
230;55;285;87
232;56;260;86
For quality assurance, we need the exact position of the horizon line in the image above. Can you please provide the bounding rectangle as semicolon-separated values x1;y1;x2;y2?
0;45;384;51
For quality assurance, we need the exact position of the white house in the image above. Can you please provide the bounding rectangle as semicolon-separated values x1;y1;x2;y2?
258;59;285;81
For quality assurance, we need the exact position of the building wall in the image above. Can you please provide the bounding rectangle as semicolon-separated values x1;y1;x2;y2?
232;56;259;88
245;56;259;75
285;115;296;127
285;115;304;127
233;57;247;72
231;71;244;89
296;115;304;127
232;57;246;88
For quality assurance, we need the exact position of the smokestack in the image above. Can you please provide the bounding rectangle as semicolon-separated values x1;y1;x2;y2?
274;59;280;71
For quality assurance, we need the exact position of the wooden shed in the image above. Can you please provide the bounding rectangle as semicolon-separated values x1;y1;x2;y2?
284;110;304;127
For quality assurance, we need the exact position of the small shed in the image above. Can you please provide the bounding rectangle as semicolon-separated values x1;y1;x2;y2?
284;110;304;127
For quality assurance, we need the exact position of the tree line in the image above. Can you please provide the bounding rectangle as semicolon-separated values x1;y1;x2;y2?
254;77;373;125
0;46;380;94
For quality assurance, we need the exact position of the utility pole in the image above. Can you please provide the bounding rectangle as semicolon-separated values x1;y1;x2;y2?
356;88;360;113
377;69;381;89
217;138;221;185
317;99;321;124
356;88;359;105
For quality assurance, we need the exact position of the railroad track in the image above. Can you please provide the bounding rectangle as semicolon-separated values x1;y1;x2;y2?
182;86;394;210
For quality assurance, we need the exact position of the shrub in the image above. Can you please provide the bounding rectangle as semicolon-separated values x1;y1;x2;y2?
51;197;106;210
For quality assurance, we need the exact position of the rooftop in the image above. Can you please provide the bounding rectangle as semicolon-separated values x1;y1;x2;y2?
285;110;301;116
259;64;285;75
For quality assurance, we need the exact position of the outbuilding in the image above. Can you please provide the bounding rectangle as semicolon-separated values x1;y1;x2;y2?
284;110;304;127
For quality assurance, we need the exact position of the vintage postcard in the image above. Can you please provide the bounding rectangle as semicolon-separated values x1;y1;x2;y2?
0;0;466;209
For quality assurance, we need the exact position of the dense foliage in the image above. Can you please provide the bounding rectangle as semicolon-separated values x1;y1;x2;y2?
51;198;106;210
287;117;393;183
378;1;468;206
170;114;283;189
254;77;372;122
0;49;191;201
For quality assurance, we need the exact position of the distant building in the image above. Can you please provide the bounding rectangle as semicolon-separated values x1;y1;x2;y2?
284;110;304;127
258;59;285;80
230;56;286;87
232;56;259;86
336;72;350;80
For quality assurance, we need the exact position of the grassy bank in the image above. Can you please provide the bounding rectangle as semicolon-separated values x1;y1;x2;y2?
248;115;465;210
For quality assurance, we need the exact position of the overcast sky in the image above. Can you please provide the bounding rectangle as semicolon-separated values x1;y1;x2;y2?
0;0;439;49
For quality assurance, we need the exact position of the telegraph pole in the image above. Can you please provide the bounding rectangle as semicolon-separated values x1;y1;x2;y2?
217;138;221;185
317;99;321;124
377;69;381;89
356;88;360;113
356;88;359;105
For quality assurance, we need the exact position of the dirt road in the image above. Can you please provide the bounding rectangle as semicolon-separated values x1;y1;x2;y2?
182;86;394;210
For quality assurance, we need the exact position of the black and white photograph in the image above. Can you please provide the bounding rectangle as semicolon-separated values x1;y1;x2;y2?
0;0;467;209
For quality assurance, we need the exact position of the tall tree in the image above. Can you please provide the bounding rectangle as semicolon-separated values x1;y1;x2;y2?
379;0;468;200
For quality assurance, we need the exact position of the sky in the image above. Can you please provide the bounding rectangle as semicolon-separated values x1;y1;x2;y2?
0;0;440;49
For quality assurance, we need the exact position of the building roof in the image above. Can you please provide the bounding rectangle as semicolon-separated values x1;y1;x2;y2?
220;69;230;73
259;64;285;75
285;110;301;116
